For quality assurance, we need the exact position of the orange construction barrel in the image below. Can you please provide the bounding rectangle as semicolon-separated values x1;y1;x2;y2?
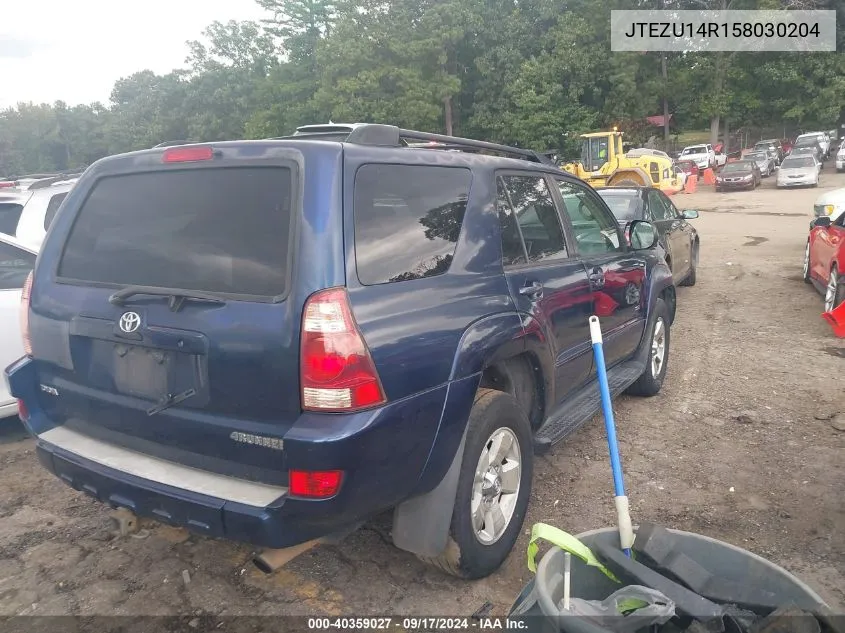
684;175;697;194
702;168;716;185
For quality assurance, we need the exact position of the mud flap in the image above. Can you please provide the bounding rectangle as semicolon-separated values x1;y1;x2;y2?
391;428;467;558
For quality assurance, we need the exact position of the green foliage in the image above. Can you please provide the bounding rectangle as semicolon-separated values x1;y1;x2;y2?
1;0;844;176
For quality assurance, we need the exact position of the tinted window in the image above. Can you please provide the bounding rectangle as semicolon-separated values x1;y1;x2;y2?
0;241;35;290
597;192;641;222
58;167;293;297
354;165;471;284
499;175;567;263
0;203;23;235
497;178;527;266
556;180;621;255
44;192;69;230
648;190;676;221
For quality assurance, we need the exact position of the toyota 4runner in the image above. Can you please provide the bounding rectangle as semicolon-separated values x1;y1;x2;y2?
5;124;676;579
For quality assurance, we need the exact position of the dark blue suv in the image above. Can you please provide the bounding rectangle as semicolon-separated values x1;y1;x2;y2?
5;124;675;579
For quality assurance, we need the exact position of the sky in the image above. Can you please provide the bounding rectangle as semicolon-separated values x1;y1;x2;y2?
0;0;271;109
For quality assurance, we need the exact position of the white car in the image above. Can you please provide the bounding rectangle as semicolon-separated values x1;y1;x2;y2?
836;145;845;172
679;144;716;170
813;187;845;224
776;155;820;188
0;234;36;419
796;132;830;158
0;175;78;251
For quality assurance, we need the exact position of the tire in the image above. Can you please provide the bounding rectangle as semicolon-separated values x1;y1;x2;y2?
419;388;533;579
824;265;845;313
680;242;698;287
803;241;813;284
625;298;670;397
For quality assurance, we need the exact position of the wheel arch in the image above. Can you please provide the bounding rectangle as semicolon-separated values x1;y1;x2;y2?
392;312;551;558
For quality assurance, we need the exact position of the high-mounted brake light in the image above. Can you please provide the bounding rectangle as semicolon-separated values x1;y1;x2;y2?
300;288;386;412
289;470;343;498
161;146;214;163
20;271;33;356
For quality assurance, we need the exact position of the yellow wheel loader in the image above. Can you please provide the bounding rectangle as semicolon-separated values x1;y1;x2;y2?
562;130;683;193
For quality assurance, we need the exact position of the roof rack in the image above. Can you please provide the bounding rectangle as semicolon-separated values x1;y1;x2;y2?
274;124;554;165
27;173;83;191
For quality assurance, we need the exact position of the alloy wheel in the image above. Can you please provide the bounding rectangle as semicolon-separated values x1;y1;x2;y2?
650;318;666;378
471;427;521;545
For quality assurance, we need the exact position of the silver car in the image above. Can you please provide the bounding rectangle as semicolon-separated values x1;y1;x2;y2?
776;155;820;188
744;151;775;177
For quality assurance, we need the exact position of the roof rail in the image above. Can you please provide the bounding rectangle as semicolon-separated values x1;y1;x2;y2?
27;173;83;191
274;123;554;165
152;140;192;148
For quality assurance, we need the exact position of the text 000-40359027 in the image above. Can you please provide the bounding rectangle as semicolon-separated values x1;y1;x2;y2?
610;10;837;52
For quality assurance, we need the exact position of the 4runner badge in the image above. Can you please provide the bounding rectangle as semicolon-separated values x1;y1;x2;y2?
230;432;284;451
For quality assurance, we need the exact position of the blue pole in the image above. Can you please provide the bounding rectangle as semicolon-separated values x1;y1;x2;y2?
589;315;633;557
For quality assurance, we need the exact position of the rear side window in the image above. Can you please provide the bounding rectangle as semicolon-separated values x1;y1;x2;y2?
44;192;69;230
0;203;23;235
354;164;471;284
0;241;35;290
58;167;293;298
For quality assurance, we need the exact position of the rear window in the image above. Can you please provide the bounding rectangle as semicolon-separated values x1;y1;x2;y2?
354;164;471;284
58;167;293;298
597;192;640;222
0;203;23;235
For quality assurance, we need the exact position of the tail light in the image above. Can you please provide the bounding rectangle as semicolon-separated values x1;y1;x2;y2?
289;470;343;498
300;288;386;412
17;399;29;422
20;271;33;356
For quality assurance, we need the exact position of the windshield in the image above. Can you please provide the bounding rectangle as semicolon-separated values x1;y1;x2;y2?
682;146;706;155
721;162;752;173
781;157;814;169
747;153;767;160
596;192;640;222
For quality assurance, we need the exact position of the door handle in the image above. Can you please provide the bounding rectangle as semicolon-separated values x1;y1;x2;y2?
519;282;543;298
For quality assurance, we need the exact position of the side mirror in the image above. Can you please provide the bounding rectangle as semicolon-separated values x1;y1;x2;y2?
629;220;658;250
813;216;832;228
681;209;699;220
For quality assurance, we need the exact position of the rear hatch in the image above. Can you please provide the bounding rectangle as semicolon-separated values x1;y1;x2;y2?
29;144;312;484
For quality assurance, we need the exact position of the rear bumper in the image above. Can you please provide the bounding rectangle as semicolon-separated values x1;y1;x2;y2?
7;355;467;548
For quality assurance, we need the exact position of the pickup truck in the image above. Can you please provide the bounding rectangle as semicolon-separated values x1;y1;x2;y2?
678;144;716;170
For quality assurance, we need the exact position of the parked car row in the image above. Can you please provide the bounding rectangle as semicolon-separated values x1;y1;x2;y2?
2;125;692;580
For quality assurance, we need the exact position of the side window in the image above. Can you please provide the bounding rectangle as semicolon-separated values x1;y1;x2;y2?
44;192;69;230
499;174;567;263
647;190;675;221
354;164;471;284
496;178;527;266
556;180;622;255
649;161;659;183
0;203;24;235
0;242;36;290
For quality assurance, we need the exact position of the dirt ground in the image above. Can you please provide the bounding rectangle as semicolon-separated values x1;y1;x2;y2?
1;169;844;619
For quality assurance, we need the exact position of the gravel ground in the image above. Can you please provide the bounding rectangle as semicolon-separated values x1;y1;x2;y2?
1;169;843;619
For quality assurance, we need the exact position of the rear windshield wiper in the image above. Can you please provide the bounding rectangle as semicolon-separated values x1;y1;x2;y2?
109;286;226;312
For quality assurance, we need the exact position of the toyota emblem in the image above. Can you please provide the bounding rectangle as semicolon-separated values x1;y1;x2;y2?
119;311;141;333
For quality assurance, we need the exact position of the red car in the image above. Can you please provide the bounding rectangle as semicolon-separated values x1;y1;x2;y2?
675;160;699;178
804;214;845;312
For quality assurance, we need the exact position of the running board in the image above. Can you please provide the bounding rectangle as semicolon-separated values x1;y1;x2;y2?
533;358;646;455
